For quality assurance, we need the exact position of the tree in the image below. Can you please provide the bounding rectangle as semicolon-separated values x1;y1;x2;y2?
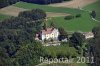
70;32;85;47
18;9;46;20
0;47;11;66
50;22;55;28
92;26;100;38
0;0;19;8
43;22;47;30
89;26;100;66
13;42;44;66
58;27;68;41
0;16;45;66
20;0;70;4
91;10;96;18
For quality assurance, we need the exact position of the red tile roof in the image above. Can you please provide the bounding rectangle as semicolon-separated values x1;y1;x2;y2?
41;28;54;35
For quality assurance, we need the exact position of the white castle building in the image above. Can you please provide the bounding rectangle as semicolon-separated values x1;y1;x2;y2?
35;28;59;40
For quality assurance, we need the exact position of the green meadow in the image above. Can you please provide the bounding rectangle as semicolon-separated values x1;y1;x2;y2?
14;2;99;32
47;12;98;32
0;14;10;21
14;2;83;15
84;0;100;20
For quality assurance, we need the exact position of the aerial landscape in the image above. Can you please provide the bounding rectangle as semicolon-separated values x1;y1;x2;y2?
0;0;100;66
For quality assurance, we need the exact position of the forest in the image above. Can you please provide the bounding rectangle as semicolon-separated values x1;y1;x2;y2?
20;0;71;4
0;0;71;8
0;0;19;8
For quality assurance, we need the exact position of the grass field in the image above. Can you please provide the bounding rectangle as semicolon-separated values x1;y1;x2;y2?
14;2;83;15
49;0;97;8
0;14;10;21
84;0;100;20
47;12;98;32
14;2;99;32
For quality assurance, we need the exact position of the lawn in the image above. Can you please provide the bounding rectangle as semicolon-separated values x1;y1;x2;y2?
83;0;100;21
0;14;10;21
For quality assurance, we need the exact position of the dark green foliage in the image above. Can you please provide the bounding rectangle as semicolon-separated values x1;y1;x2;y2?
20;0;71;4
90;10;96;18
14;42;44;66
64;15;74;20
92;26;100;38
43;44;78;58
75;14;81;18
50;22;56;28
0;17;44;66
58;27;68;38
43;22;47;30
0;0;19;8
64;14;81;20
58;27;68;41
70;32;85;47
90;26;100;66
18;9;46;20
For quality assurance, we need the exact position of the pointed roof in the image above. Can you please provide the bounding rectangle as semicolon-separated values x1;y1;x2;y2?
41;28;54;35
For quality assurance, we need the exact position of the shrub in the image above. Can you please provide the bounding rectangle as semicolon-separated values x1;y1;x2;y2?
64;15;74;20
75;14;81;18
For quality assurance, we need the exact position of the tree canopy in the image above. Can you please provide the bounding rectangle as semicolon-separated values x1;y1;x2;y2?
89;26;100;66
0;0;19;8
18;9;46;20
20;0;71;4
0;16;44;66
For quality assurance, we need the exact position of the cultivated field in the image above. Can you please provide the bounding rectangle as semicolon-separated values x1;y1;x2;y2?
14;2;82;15
0;6;27;16
47;12;70;17
0;6;70;17
49;0;97;8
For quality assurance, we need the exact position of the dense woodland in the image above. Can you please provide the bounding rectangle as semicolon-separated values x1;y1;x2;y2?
90;26;100;66
0;17;43;66
0;0;71;8
0;9;46;66
20;0;71;4
0;0;19;8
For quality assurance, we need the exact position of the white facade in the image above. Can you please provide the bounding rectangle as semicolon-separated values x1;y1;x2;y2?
41;28;59;40
83;32;94;39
